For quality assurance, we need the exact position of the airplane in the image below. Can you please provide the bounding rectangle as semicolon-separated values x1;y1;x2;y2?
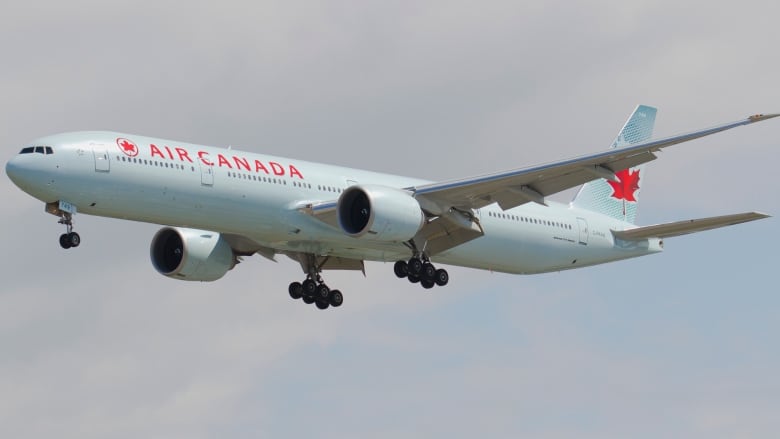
5;106;778;310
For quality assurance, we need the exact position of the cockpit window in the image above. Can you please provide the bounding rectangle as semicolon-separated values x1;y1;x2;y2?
19;146;54;154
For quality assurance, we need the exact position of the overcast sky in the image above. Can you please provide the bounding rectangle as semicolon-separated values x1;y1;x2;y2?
2;1;779;438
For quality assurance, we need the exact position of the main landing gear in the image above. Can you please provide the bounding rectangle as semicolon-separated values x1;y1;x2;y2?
57;211;80;249
288;276;344;310
287;254;344;310
393;257;449;290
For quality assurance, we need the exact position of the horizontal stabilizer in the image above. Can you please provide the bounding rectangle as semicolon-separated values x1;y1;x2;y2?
612;212;770;240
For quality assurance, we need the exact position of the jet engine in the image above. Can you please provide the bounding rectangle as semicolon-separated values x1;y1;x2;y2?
150;227;237;281
337;184;425;242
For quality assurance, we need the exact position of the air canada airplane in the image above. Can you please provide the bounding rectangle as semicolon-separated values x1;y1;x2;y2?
6;106;778;310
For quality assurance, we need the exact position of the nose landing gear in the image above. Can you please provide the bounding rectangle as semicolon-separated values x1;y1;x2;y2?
57;212;80;249
46;202;81;249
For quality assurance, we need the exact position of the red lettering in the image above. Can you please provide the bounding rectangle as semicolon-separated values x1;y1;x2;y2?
150;144;166;159
198;151;213;166
233;156;250;171
289;164;303;179
164;146;174;160
217;154;233;168
175;147;193;163
269;162;285;176
254;160;269;174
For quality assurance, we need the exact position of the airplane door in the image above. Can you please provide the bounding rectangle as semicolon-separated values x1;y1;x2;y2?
92;145;110;172
577;217;589;245
200;161;214;186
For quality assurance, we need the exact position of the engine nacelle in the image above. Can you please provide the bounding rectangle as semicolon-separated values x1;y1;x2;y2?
337;184;425;241
150;227;236;281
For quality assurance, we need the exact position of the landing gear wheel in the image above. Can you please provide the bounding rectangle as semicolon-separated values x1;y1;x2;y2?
315;299;330;310
315;284;330;300
59;234;72;249
394;260;409;278
421;263;436;282
329;290;343;307
302;295;315;304
421;279;435;289
288;282;303;300
408;274;420;283
407;258;423;276
302;279;317;296
68;232;80;248
434;269;449;287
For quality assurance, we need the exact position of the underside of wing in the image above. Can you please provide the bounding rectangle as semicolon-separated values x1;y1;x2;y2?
612;212;770;240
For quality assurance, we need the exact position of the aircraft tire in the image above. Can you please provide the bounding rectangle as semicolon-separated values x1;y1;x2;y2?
329;290;343;307
316;284;330;300
394;260;408;278
288;282;303;299
434;269;449;287
302;279;317;296
68;232;81;248
421;263;436;282
59;234;72;249
407;258;423;276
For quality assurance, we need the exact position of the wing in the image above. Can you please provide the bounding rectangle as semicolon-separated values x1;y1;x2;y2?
412;113;779;213
611;212;770;240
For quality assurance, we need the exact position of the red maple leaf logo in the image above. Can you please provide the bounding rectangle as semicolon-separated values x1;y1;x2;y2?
116;138;139;157
607;168;640;202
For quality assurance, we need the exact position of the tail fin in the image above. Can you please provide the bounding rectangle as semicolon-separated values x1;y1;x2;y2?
571;105;657;224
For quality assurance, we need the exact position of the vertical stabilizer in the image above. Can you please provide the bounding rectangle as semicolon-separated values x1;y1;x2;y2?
571;105;657;224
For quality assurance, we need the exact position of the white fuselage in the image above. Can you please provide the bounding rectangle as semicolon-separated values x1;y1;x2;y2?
6;131;662;275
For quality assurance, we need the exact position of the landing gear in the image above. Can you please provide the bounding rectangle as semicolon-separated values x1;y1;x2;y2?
393;256;449;290
57;211;80;249
288;277;344;310
59;232;81;249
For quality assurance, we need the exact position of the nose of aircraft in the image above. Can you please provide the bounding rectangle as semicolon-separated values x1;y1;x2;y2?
5;153;56;201
5;155;23;186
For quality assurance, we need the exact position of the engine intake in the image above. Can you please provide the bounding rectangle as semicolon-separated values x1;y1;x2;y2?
338;185;425;242
150;227;236;281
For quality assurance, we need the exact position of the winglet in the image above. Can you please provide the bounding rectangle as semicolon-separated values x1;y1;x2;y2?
748;113;780;123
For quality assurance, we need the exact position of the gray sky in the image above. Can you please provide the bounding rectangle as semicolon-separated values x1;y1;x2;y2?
2;1;779;438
